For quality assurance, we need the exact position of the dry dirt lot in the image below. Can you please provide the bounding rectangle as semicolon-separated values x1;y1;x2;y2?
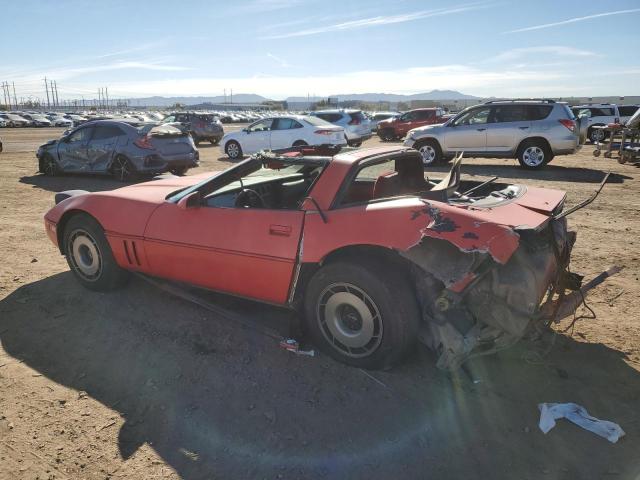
1;126;639;480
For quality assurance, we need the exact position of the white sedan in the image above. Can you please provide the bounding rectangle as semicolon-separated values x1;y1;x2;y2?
221;115;346;159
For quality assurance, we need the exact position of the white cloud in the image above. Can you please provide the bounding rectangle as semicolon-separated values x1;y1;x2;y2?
487;46;598;63
262;2;492;39
266;53;291;68
94;64;572;99
504;8;640;34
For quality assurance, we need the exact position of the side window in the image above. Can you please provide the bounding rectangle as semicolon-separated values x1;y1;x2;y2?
273;118;297;130
92;125;124;140
163;116;175;122
175;114;188;122
493;105;528;123
68;127;91;143
248;119;273;132
454;107;491;126
589;108;614;117
418;110;434;120
619;106;639;116
526;105;553;121
354;158;396;181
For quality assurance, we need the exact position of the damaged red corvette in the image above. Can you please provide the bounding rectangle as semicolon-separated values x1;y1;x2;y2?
44;145;602;370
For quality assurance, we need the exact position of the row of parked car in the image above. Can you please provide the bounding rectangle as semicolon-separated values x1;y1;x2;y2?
24;99;639;180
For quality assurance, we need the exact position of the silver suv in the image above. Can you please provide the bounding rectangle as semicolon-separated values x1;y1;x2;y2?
404;100;582;169
311;109;372;147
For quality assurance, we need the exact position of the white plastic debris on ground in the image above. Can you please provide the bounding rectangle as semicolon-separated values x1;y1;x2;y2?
538;403;625;443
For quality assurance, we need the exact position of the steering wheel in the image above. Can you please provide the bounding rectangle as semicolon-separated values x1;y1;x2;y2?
235;188;265;208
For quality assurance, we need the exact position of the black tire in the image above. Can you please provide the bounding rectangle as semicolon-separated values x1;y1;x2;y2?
63;213;130;291
171;167;188;176
588;127;608;143
379;129;396;142
40;154;58;176
210;138;220;146
225;140;242;160
349;141;362;148
111;155;136;182
414;139;443;166
293;140;308;147
303;260;420;370
0;141;3;153
517;139;552;169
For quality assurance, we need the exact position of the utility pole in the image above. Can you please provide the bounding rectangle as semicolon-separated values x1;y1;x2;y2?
230;88;233;104
12;82;17;109
1;82;7;108
53;80;59;108
224;89;226;104
44;77;51;109
105;87;109;110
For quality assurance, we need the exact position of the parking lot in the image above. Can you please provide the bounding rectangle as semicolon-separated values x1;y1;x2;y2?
1;127;639;479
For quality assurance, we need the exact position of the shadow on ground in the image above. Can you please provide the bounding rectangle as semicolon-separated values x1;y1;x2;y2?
19;172;178;193
426;161;632;184
1;274;639;479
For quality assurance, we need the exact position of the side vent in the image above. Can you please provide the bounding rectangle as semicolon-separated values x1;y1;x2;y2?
122;240;142;266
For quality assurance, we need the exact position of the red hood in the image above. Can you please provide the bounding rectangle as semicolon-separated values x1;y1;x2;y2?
102;172;214;204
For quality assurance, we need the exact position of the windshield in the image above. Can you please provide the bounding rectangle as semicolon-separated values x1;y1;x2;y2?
303;116;334;127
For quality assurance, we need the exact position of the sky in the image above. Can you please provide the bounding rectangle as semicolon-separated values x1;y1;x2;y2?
1;0;640;101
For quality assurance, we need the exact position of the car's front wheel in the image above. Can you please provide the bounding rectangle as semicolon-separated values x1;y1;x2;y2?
588;127;607;143
415;139;442;166
303;260;419;370
39;154;58;176
517;140;551;169
63;213;129;291
225;140;242;160
379;129;396;141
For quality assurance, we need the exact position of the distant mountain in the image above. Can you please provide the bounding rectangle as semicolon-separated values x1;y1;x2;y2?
286;90;479;103
129;94;270;107
124;90;478;107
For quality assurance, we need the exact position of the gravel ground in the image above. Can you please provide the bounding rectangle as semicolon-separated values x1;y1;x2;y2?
1;127;639;480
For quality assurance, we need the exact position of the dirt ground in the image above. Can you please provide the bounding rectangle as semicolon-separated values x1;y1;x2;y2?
0;126;639;480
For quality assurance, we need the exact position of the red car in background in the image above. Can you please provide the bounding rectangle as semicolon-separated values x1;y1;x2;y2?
44;145;588;370
377;108;448;141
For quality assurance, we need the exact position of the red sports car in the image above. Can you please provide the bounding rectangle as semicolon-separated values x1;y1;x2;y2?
44;145;581;369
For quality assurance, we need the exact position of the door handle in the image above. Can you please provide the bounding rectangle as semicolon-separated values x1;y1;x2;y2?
269;224;292;236
519;126;530;130
476;128;487;131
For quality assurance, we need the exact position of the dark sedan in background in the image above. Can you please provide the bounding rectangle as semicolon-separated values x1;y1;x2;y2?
162;112;224;145
36;120;199;180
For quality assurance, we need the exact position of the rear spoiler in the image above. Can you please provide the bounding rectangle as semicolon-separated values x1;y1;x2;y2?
553;172;610;220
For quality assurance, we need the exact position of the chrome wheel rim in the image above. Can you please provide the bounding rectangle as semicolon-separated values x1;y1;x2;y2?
419;145;436;165
523;146;544;166
317;283;383;358
227;143;239;158
113;157;130;181
68;230;102;281
591;129;605;142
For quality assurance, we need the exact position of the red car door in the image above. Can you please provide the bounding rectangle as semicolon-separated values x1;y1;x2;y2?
143;204;304;304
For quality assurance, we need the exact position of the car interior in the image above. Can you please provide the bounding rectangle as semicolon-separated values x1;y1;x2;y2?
340;153;462;206
203;161;324;210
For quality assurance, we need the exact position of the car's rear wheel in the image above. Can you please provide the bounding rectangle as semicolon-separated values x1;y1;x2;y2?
517;140;551;169
111;155;136;182
63;214;129;291
225;140;242;160
210;138;220;146
293;140;308;147
415;139;442;166
171;167;188;176
379;129;396;141
191;134;201;146
303;260;420;370
40;154;58;176
349;141;362;148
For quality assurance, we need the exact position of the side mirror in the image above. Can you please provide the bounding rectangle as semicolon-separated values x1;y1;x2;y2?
177;191;202;210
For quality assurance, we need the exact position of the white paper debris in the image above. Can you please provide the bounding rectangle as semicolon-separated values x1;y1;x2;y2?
538;403;625;443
